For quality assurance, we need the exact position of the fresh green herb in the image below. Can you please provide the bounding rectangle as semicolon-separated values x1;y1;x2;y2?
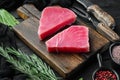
79;77;83;80
0;47;58;80
0;9;19;27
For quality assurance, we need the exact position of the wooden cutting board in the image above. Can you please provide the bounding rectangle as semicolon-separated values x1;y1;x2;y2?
14;4;110;78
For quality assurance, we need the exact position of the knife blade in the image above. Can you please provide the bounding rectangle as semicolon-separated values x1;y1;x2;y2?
76;0;115;29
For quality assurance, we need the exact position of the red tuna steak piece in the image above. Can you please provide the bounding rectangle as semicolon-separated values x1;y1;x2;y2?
38;6;76;40
46;25;89;53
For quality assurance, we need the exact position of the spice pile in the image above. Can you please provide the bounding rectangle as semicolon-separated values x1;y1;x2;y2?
94;69;117;80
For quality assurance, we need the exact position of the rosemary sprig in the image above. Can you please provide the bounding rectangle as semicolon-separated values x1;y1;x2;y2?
0;47;58;80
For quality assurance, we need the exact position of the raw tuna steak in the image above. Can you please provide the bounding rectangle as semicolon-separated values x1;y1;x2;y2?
46;25;89;53
38;6;76;40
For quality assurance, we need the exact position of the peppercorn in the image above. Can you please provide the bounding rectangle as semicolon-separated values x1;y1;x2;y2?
94;70;117;80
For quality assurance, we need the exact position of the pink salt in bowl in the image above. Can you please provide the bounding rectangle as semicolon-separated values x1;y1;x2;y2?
109;42;120;70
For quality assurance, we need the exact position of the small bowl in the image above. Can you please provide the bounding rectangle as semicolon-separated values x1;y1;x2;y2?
92;67;119;80
109;42;120;70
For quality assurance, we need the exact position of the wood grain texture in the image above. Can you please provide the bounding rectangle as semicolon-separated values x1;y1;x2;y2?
97;23;120;41
17;6;32;19
13;17;109;78
23;4;41;19
88;5;115;28
17;4;41;19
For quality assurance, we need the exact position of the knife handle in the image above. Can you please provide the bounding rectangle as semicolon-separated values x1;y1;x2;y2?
96;23;119;42
87;5;115;29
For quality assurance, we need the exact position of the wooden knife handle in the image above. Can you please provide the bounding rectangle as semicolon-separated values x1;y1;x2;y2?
87;5;115;29
96;23;120;42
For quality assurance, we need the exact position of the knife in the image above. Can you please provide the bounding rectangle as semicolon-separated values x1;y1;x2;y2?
76;0;115;29
71;6;120;42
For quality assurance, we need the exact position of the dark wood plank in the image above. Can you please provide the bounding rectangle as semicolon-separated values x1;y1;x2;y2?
13;17;109;78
